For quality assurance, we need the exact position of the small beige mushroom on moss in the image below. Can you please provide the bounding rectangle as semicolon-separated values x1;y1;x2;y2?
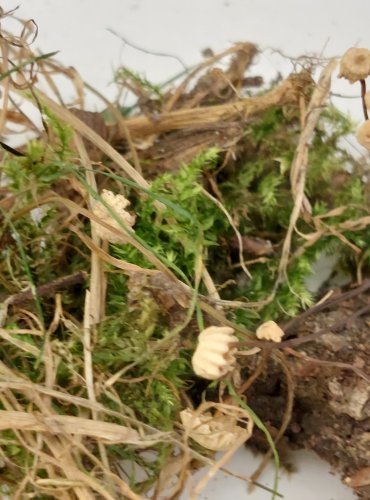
191;326;238;380
180;404;253;451
356;120;370;149
339;48;370;83
256;320;284;342
92;189;136;243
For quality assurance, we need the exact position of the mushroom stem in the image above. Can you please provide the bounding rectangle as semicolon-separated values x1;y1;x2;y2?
360;79;369;121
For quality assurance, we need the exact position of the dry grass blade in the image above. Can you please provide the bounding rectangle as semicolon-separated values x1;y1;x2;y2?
32;88;153;192
0;410;142;443
0;327;40;356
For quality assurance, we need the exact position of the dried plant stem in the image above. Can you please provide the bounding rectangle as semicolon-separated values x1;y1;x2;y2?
83;290;114;492
0;38;11;136
74;132;106;324
31;88;154;194
284;347;370;383
83;81;143;175
43;294;63;408
237;350;269;394
123;73;308;136
202;187;251;279
190;436;249;499
201;263;221;302
163;42;256;112
283;278;370;335
276;59;337;287
1;271;87;306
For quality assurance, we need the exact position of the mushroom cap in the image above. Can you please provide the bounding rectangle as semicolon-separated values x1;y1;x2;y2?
356;120;370;150
191;326;238;380
339;48;370;83
256;320;284;342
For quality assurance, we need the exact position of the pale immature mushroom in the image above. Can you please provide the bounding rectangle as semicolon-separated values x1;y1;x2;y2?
339;48;370;83
191;326;238;380
256;320;284;342
356;120;370;150
92;189;136;243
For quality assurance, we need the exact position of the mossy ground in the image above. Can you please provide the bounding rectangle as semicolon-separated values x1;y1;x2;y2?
0;16;369;499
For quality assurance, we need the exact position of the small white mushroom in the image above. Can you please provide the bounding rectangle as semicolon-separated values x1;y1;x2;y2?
339;47;370;83
191;326;238;380
92;189;136;243
256;320;284;342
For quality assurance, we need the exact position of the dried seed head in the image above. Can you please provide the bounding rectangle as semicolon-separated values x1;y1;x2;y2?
356;120;370;149
92;189;136;243
180;405;253;451
339;48;370;83
256;320;284;342
191;326;238;380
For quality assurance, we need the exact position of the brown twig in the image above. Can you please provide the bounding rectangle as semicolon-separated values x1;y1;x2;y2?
282;279;370;336
121;72;310;137
284;347;370;383
236;301;370;352
222;350;269;408
163;42;257;112
237;350;269;395
2;271;87;307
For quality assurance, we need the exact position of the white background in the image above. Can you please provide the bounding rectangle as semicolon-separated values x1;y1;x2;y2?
4;0;370;121
3;1;365;498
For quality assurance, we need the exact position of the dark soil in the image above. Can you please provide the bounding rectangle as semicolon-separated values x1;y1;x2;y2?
243;293;370;499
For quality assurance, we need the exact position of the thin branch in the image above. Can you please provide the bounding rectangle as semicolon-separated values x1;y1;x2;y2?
282;279;370;336
284;347;370;383
107;29;188;71
236;302;370;352
2;271;87;307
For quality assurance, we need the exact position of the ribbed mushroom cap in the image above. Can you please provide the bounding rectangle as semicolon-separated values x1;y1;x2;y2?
339;48;370;83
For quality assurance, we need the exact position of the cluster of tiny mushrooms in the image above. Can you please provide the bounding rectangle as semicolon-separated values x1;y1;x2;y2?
89;47;370;450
